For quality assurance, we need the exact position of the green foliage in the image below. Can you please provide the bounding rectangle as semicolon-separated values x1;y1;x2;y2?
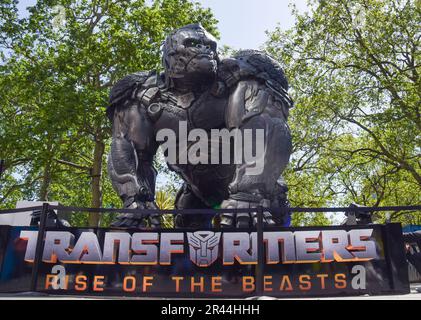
0;0;218;226
266;0;420;225
155;188;176;228
1;0;419;227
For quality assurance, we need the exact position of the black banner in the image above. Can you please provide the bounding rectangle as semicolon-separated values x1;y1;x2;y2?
0;226;10;276
0;223;410;298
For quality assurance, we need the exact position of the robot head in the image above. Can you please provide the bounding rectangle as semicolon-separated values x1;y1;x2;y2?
162;24;218;87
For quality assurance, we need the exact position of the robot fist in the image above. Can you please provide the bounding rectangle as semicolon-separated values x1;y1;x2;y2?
219;198;275;228
111;199;161;229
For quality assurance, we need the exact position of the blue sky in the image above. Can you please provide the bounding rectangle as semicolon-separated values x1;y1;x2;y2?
17;0;309;49
198;0;308;49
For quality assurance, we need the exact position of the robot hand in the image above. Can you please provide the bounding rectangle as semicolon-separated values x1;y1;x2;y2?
219;198;275;228
111;198;161;229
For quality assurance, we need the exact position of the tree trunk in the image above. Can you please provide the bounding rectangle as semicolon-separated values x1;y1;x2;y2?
39;159;52;201
38;138;56;202
89;136;105;227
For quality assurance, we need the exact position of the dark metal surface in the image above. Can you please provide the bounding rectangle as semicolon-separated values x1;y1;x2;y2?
29;203;49;292
0;225;10;277
1;204;419;216
384;223;411;293
106;24;293;229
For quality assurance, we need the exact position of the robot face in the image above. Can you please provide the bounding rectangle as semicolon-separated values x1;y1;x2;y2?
163;24;218;83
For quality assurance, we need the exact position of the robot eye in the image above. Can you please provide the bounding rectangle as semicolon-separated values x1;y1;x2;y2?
206;42;217;51
185;39;200;47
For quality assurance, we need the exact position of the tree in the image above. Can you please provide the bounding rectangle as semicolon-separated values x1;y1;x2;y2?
265;0;420;225
0;0;218;226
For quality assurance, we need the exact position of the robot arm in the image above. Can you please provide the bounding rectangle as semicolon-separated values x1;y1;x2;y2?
108;103;160;228
220;80;292;228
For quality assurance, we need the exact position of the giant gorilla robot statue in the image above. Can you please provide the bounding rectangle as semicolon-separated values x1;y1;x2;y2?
107;24;293;229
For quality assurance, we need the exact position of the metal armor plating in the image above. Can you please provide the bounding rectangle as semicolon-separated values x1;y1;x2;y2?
107;24;293;228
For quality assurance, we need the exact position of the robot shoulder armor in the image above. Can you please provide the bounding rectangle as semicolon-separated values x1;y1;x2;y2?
106;71;162;121
218;50;293;108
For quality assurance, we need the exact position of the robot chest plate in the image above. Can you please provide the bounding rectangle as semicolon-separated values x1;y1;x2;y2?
188;91;227;130
154;91;227;131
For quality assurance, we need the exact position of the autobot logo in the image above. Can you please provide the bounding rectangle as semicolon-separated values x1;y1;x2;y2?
187;231;221;267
